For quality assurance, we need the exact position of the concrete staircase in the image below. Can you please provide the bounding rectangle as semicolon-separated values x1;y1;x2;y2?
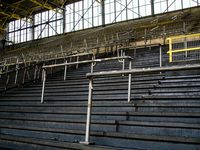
0;46;200;150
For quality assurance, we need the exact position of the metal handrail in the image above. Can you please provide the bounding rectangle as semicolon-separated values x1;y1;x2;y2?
0;63;36;76
81;64;200;144
167;33;200;62
118;43;161;50
40;56;133;103
0;52;94;94
0;61;43;93
36;52;93;64
42;56;132;69
0;52;94;68
86;64;200;77
0;61;25;68
0;52;94;83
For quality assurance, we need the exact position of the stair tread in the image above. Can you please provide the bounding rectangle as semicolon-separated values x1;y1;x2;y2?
0;124;199;144
0;116;199;129
0;134;119;150
0;109;199;116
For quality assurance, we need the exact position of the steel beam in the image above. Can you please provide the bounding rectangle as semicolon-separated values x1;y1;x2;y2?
0;26;6;31
0;11;21;20
12;0;26;5
30;0;62;14
1;1;34;19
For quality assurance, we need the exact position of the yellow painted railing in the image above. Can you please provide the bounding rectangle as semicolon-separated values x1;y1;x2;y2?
167;33;200;62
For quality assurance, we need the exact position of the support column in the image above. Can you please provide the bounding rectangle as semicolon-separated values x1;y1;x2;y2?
31;15;35;40
101;0;105;27
63;7;66;33
151;0;154;16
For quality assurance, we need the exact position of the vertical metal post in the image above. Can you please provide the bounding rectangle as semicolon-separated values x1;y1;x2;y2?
34;65;38;81
40;62;45;81
91;55;95;73
0;67;2;78
114;0;116;22
163;26;166;45
64;60;68;81
14;58;19;84
22;68;26;84
84;39;88;53
125;0;128;20
6;74;10;90
26;69;30;81
51;61;54;76
128;59;132;103
61;45;64;58
159;45;162;67
144;28;147;45
91;62;94;73
63;7;66;33
116;33;119;41
101;0;105;26
97;38;100;54
37;66;41;80
138;0;140;17
151;0;154;16
122;50;125;71
168;38;173;62
134;45;136;58
104;36;106;48
82;1;84;29
181;0;183;9
76;56;79;69
31;15;35;40
3;60;7;71
41;69;46;103
70;56;72;67
54;60;57;74
83;77;93;144
4;61;9;90
183;22;188;57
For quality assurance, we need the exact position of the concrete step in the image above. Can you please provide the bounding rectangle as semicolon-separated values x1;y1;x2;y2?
0;134;119;150
136;94;200;99
164;74;200;80
0;111;199;123
11;83;156;91
0;102;199;112
0;117;199;138
150;88;200;93
1;100;200;106
0;125;199;150
5;89;151;97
